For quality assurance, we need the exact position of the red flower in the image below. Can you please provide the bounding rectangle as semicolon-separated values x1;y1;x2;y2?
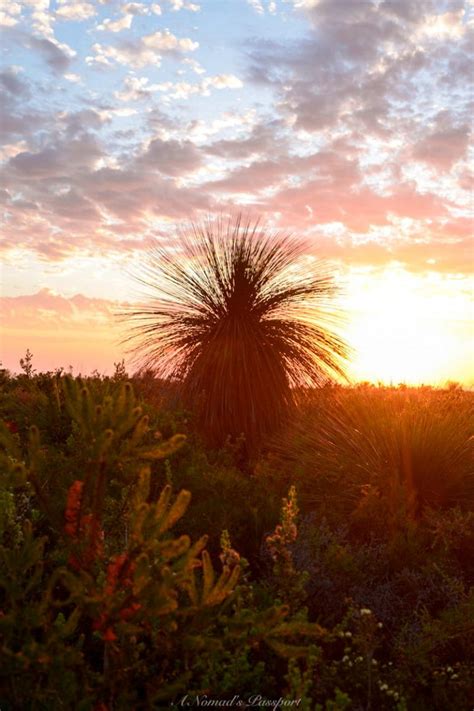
102;627;117;643
119;602;142;621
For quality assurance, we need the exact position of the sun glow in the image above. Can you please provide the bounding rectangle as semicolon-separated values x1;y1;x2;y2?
345;268;474;386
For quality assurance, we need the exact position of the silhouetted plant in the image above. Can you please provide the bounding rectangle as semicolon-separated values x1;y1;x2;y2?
287;387;474;517
19;348;35;378
126;216;348;451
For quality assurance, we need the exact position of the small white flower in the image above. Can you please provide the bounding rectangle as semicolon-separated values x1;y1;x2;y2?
345;631;352;637
360;608;372;615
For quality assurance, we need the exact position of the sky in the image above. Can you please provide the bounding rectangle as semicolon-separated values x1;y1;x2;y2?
0;0;473;384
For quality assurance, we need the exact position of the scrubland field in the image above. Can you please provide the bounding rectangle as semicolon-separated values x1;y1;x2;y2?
0;365;473;710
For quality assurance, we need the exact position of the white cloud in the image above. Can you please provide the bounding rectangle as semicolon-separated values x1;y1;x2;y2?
64;72;82;83
247;0;264;15
0;141;28;161
0;1;21;27
183;57;205;74
417;10;466;40
206;74;242;90
121;2;161;15
115;75;157;101
142;30;198;52
115;71;242;103
56;1;96;21
86;42;156;68
167;0;200;11
153;74;243;100
87;30;198;69
97;107;138;120
186;110;257;141
22;0;55;38
97;14;133;32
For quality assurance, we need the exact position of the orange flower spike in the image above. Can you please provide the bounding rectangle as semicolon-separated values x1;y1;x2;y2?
80;514;105;564
64;480;84;538
104;553;129;596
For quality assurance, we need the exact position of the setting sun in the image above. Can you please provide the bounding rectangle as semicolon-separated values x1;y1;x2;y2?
345;268;473;385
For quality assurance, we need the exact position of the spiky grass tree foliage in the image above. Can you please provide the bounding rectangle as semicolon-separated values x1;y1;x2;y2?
284;387;474;516
127;216;348;450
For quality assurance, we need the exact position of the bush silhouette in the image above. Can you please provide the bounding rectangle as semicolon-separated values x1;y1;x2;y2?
127;215;347;451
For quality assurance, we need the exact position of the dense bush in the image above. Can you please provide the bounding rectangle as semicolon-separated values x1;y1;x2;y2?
0;368;473;709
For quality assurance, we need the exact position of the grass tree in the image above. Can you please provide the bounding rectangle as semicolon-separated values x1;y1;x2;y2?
127;216;348;452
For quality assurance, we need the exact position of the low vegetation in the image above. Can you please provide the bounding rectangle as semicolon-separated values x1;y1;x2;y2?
0;361;473;710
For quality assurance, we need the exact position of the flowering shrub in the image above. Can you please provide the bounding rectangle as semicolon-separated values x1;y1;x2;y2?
0;371;472;709
0;377;328;709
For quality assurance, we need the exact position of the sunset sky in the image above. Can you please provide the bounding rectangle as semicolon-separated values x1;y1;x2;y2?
1;0;473;384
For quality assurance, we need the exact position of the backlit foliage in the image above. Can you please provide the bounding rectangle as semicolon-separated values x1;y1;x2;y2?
126;216;348;450
0;366;473;709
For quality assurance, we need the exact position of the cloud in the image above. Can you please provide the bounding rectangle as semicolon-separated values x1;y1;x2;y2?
28;36;76;72
0;68;29;96
182;57;205;75
21;0;56;39
166;0;200;11
0;141;29;161
114;75;157;101
139;137;203;175
114;72;242;102
247;0;265;14
148;74;243;100
121;2;162;14
8;133;102;177
412;123;471;170
64;72;82;83
97;14;133;32
0;1;21;27
207;120;287;159
87;30;198;68
56;1;97;21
